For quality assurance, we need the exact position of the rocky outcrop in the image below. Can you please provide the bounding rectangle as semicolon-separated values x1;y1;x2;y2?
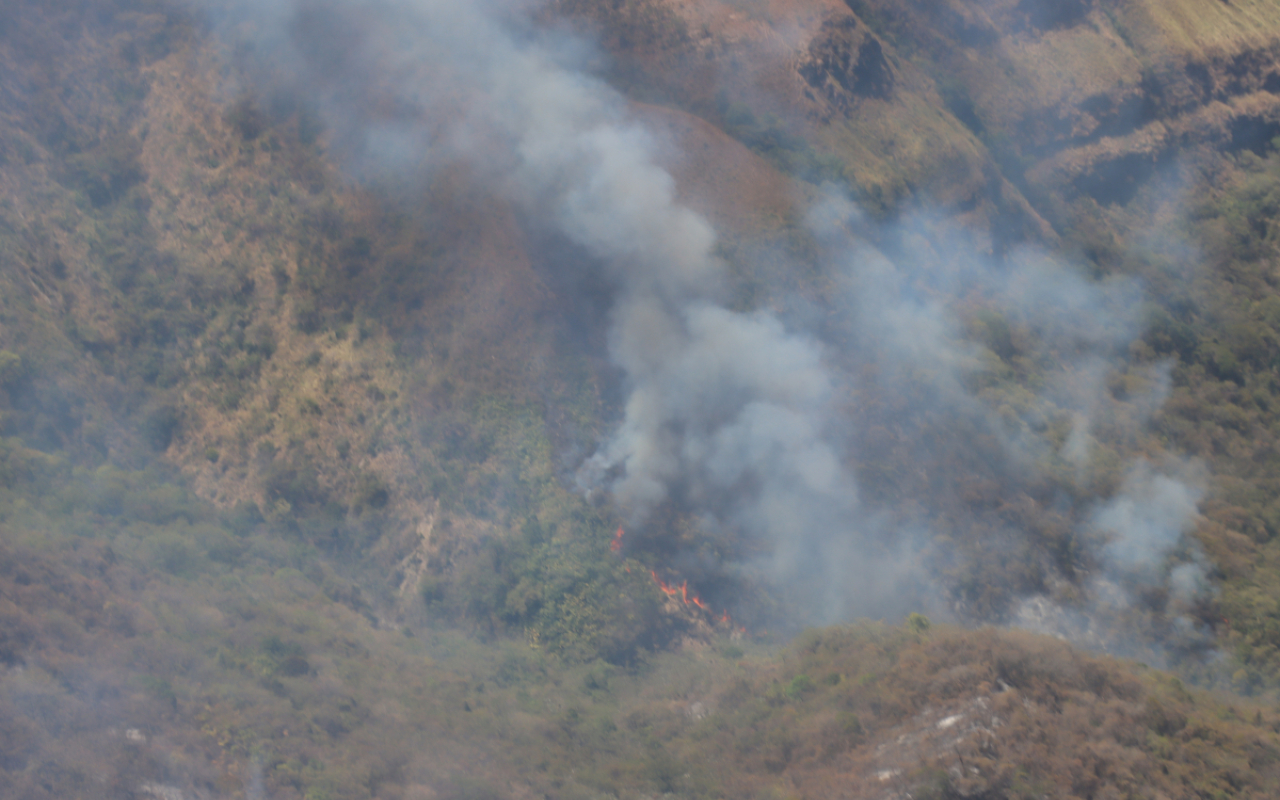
798;16;895;117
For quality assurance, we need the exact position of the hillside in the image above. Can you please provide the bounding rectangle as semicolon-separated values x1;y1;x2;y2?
5;0;1280;798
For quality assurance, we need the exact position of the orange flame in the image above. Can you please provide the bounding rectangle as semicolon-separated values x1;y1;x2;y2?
651;570;679;596
648;570;743;632
610;526;624;553
650;573;742;624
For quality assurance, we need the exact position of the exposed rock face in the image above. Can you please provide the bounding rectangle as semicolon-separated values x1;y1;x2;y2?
798;16;895;115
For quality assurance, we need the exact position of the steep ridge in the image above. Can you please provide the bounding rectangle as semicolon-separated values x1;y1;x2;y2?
558;0;1280;228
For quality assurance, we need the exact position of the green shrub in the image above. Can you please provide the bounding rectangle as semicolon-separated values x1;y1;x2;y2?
785;674;814;699
907;613;931;634
0;351;20;386
351;473;390;511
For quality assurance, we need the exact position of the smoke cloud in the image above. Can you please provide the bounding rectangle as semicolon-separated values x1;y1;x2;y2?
1095;462;1204;573
803;191;1209;640
208;0;1211;643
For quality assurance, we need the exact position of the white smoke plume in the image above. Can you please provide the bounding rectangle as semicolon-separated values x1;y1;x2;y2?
245;755;266;800
206;0;1211;638
211;0;874;615
807;191;1211;641
1095;462;1204;573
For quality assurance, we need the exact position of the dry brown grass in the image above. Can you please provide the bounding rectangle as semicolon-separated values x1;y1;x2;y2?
1115;0;1280;62
638;101;804;236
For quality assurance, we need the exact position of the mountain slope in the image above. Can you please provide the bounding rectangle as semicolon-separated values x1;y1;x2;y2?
7;0;1280;798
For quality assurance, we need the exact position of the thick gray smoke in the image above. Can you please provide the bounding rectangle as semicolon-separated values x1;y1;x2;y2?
583;299;872;618
212;0;1209;639
807;192;1209;645
214;0;872;614
1027;459;1212;659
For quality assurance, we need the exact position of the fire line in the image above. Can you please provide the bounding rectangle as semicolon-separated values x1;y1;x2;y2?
649;569;739;631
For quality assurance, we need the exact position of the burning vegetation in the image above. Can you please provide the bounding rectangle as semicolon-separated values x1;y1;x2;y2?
649;568;743;633
9;0;1280;797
